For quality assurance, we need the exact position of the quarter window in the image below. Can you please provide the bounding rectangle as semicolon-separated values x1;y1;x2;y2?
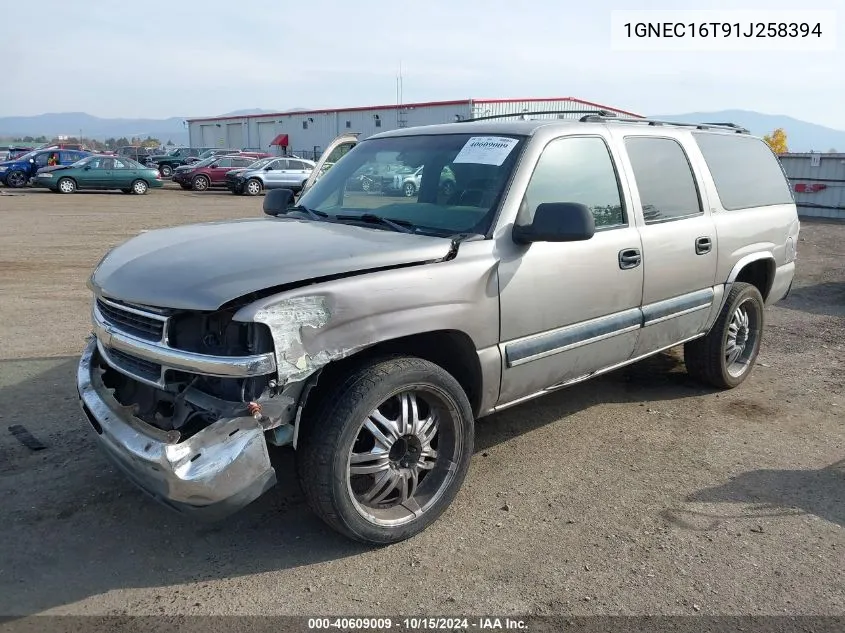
692;132;793;210
521;136;626;229
624;137;702;223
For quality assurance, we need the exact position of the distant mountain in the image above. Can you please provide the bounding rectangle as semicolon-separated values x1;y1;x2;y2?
0;108;312;146
0;112;190;145
650;110;845;153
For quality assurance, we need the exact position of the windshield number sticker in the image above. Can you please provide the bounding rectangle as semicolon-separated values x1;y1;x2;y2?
453;136;519;166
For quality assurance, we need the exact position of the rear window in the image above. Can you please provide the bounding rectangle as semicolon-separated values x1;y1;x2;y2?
692;133;794;210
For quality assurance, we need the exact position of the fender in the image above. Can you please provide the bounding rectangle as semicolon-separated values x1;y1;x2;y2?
703;251;776;332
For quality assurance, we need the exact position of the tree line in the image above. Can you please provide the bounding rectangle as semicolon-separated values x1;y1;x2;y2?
9;135;175;151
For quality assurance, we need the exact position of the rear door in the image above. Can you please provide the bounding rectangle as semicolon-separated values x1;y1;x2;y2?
285;159;312;189
111;158;135;187
208;157;234;183
609;130;718;357
301;133;359;195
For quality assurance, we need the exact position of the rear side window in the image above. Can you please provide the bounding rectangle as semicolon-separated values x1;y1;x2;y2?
624;137;702;224
692;133;794;210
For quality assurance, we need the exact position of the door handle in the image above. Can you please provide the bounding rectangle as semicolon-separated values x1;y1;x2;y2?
695;236;712;255
618;248;642;270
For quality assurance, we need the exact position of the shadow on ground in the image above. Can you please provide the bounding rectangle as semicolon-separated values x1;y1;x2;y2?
661;459;845;531
777;281;845;318
0;349;714;616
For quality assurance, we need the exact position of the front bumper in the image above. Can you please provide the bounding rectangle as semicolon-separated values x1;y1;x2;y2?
77;339;277;520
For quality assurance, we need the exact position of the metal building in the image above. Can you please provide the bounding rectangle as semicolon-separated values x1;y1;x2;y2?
780;152;845;220
186;97;642;160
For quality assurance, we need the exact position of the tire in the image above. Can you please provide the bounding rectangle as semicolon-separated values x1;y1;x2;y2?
191;175;209;191
57;177;76;194
159;164;173;178
440;180;456;198
244;178;262;196
403;181;417;197
131;179;149;195
297;356;474;545
684;281;765;389
361;176;372;192
6;170;27;188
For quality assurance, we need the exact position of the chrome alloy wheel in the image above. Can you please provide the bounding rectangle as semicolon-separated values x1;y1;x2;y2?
725;299;759;378
346;388;459;527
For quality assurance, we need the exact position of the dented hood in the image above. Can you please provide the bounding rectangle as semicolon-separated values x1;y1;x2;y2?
91;217;453;311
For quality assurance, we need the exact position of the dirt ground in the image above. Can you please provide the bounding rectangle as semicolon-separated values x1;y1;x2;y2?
0;185;842;617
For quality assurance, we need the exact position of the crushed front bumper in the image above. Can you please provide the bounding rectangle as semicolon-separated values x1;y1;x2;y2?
76;339;277;520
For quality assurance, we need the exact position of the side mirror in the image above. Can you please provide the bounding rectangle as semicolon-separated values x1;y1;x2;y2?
84;165;91;170
512;202;596;244
264;165;274;171
263;188;295;216
209;163;218;169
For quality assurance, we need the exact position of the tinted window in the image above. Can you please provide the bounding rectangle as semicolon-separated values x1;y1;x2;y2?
624;137;702;223
232;158;253;167
692;133;794;210
290;160;310;170
214;158;233;168
520;136;626;229
272;160;288;170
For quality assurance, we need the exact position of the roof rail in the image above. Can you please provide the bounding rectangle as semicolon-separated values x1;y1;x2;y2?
459;109;621;123
578;113;749;134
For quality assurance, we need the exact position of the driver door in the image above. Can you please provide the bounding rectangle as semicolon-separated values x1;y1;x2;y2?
496;134;645;404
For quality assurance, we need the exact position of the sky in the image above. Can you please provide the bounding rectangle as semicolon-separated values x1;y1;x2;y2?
5;0;843;127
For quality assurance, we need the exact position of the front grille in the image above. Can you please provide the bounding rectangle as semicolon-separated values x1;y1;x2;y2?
97;299;165;342
107;348;162;383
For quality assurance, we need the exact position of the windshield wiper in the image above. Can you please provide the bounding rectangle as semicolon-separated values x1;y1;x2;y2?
335;213;416;234
287;204;329;221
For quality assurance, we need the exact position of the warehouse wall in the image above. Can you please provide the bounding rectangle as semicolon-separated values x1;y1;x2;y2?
780;153;845;220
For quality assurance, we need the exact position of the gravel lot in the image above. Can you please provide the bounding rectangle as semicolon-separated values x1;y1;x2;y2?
0;186;842;617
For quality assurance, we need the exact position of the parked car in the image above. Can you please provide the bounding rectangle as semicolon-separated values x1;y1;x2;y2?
172;154;265;191
184;148;238;165
33;154;163;194
224;156;277;194
0;148;90;187
227;156;316;196
399;165;457;198
116;146;155;163
146;147;213;177
77;116;799;545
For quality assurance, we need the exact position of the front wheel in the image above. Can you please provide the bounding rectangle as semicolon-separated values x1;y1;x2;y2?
57;177;76;194
191;175;209;191
6;170;27;188
159;164;173;178
131;179;149;195
684;281;765;389
244;178;262;196
297;356;474;544
403;182;417;197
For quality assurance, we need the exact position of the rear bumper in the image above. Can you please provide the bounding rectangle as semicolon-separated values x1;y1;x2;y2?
77;339;277;520
766;261;796;306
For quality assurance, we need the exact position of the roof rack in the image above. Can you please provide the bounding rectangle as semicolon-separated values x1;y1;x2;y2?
459;109;620;123
578;113;749;134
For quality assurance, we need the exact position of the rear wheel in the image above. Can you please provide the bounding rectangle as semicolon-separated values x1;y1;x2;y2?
159;164;173;178
57;177;76;194
684;282;765;389
244;178;262;196
192;175;209;191
131;179;149;195
297;356;474;545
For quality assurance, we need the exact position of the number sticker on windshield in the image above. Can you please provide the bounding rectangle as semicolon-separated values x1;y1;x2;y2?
453;136;519;166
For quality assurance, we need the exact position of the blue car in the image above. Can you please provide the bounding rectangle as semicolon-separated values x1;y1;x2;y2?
0;148;91;188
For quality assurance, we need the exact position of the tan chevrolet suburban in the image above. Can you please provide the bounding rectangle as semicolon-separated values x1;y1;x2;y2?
78;112;799;544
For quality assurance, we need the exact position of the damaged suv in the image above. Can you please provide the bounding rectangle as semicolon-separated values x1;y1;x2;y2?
78;114;799;544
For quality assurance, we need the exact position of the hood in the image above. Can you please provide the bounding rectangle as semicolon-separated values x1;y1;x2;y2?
91;217;454;311
37;165;70;174
0;159;25;168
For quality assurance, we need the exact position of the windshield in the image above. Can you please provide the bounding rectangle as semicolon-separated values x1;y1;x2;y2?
247;157;275;169
10;150;39;162
298;133;525;236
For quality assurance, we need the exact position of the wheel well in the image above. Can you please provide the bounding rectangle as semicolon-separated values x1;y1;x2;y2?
734;258;775;300
310;330;483;416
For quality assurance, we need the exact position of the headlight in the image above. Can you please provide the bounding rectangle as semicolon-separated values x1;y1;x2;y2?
0;166;7;172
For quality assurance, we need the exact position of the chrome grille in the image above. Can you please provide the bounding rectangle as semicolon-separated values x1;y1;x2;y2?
106;348;163;383
96;298;166;342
